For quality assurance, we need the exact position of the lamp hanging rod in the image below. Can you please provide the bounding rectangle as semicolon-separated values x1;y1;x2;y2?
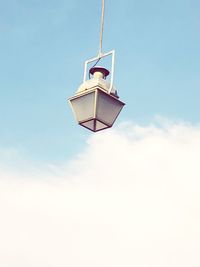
99;0;105;57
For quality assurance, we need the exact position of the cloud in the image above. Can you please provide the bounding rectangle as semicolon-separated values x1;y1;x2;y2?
0;120;200;267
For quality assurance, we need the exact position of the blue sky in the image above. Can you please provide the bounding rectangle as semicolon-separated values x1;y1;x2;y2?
1;2;200;266
1;0;200;163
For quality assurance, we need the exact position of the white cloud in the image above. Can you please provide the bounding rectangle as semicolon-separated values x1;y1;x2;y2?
0;120;200;267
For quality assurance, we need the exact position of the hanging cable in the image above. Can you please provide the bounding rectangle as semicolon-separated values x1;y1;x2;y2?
99;0;105;56
89;58;101;79
89;0;105;79
89;0;105;78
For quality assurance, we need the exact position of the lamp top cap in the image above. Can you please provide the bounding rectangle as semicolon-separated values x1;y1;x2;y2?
89;66;110;77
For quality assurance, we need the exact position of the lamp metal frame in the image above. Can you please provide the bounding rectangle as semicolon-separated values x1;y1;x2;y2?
83;50;115;94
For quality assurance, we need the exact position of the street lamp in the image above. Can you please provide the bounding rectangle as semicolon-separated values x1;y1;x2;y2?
68;51;125;132
68;1;125;132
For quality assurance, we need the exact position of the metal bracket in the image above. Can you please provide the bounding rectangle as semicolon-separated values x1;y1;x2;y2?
83;50;115;94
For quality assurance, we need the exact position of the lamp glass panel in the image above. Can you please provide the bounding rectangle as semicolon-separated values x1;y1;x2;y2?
96;91;124;126
81;120;95;131
69;92;95;123
95;120;109;131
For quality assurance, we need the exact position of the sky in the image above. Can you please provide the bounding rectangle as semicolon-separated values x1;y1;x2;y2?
0;0;200;266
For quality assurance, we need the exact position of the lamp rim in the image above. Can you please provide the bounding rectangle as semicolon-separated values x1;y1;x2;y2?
68;87;125;105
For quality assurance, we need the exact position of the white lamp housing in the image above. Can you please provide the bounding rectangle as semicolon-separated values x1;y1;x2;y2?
68;51;125;132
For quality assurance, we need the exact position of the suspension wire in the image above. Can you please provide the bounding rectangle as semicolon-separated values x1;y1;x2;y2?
99;0;105;56
89;0;105;78
89;58;101;79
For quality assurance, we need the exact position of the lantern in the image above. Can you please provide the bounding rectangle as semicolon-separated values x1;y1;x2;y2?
68;51;125;132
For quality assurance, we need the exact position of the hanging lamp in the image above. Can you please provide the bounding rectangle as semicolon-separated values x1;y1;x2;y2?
68;0;125;132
